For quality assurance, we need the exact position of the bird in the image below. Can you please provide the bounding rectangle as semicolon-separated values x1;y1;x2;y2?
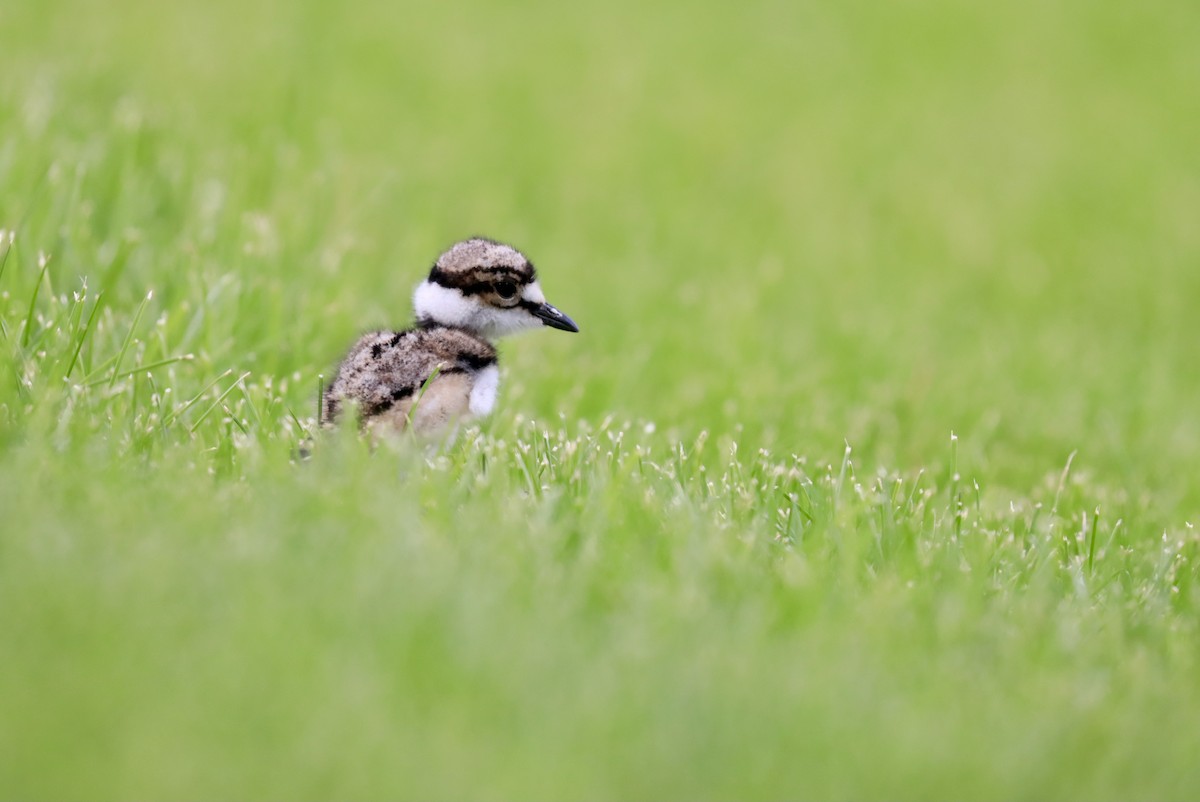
321;236;579;435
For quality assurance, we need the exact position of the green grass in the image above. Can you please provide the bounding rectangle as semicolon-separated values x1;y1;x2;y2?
2;0;1199;798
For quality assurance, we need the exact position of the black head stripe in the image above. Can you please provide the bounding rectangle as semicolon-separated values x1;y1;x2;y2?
430;264;534;291
458;280;493;297
428;265;454;286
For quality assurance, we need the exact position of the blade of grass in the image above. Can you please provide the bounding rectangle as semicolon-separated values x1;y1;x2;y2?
316;374;324;422
237;381;264;428
0;230;14;288
145;372;170;441
86;353;195;387
162;368;234;428
108;290;153;387
21;251;52;348
65;290;106;378
79;351;122;386
404;363;443;430
189;372;250;433
1086;506;1101;573
222;404;250;435
64;284;88;345
284;403;310;437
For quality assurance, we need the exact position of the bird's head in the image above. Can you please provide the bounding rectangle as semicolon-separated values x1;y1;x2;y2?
412;237;579;339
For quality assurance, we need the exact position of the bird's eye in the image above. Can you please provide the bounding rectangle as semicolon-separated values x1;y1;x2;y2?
495;280;518;300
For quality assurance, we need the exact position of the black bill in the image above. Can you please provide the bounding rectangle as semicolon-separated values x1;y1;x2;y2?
533;302;580;333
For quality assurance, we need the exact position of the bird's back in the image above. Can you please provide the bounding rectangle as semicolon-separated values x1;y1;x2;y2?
322;325;498;432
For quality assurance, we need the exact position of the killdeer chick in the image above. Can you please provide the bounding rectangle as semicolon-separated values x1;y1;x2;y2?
321;236;578;435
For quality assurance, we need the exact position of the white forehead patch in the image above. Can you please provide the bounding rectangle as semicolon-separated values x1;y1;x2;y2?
522;280;546;305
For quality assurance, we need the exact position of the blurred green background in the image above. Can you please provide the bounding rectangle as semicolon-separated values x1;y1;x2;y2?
5;0;1197;484
2;0;1199;797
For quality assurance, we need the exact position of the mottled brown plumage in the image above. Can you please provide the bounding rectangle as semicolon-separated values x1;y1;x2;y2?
321;237;578;435
322;326;497;430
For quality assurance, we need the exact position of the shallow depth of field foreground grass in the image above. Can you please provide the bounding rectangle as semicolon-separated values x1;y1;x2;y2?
2;0;1199;798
